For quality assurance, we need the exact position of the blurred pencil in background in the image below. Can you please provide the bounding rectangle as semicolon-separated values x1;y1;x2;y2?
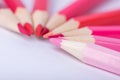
4;0;34;35
50;38;120;75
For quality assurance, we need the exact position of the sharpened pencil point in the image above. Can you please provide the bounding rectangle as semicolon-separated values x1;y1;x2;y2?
24;23;34;35
50;38;62;47
43;32;52;38
41;27;49;35
18;23;30;36
49;34;64;38
36;24;43;37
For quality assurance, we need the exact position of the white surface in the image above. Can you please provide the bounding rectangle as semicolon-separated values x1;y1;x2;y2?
0;0;120;80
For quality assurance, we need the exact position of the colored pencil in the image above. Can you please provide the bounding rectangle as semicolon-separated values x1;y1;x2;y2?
0;8;29;36
32;0;49;37
45;10;120;37
44;27;91;38
4;0;34;35
61;35;120;52
44;26;120;38
41;0;102;35
61;35;120;44
50;38;120;75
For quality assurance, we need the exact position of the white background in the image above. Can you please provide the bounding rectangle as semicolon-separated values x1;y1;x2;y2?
0;0;120;80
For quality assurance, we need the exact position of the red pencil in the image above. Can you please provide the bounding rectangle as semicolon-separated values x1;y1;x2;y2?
4;0;34;35
45;10;120;37
44;26;120;38
32;0;48;37
0;8;29;36
41;0;102;35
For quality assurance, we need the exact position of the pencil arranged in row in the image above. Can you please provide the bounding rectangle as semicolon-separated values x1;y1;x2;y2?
41;0;102;35
44;10;120;38
60;35;120;52
50;38;120;75
61;35;120;44
0;0;120;76
44;26;120;38
0;7;29;35
4;0;34;35
32;0;48;37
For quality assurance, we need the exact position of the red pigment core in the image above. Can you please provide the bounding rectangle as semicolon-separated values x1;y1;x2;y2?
36;24;43;37
49;34;64;38
24;23;34;35
18;23;30;36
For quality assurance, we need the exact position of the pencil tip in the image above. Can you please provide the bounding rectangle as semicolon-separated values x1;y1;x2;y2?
24;23;34;35
49;38;62;47
41;27;49;35
36;24;43;37
49;34;63;38
43;32;52;38
18;23;30;36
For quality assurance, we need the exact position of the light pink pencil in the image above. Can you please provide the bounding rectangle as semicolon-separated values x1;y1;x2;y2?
50;38;120;75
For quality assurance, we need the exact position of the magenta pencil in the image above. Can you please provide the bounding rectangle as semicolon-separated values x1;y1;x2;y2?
4;0;34;35
44;26;120;38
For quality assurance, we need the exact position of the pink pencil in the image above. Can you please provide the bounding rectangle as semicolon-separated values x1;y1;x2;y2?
41;0;102;35
32;0;48;37
50;38;120;75
60;35;120;44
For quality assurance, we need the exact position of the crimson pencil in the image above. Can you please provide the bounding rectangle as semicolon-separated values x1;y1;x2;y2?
61;35;120;44
4;0;34;35
32;0;48;37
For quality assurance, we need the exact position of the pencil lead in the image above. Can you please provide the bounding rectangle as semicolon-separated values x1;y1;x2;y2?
49;34;64;38
24;23;34;35
41;27;49;35
35;24;43;37
18;23;30;36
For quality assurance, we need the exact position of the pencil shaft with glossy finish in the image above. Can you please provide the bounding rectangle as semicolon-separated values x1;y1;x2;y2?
4;0;34;35
33;0;47;11
59;0;101;20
